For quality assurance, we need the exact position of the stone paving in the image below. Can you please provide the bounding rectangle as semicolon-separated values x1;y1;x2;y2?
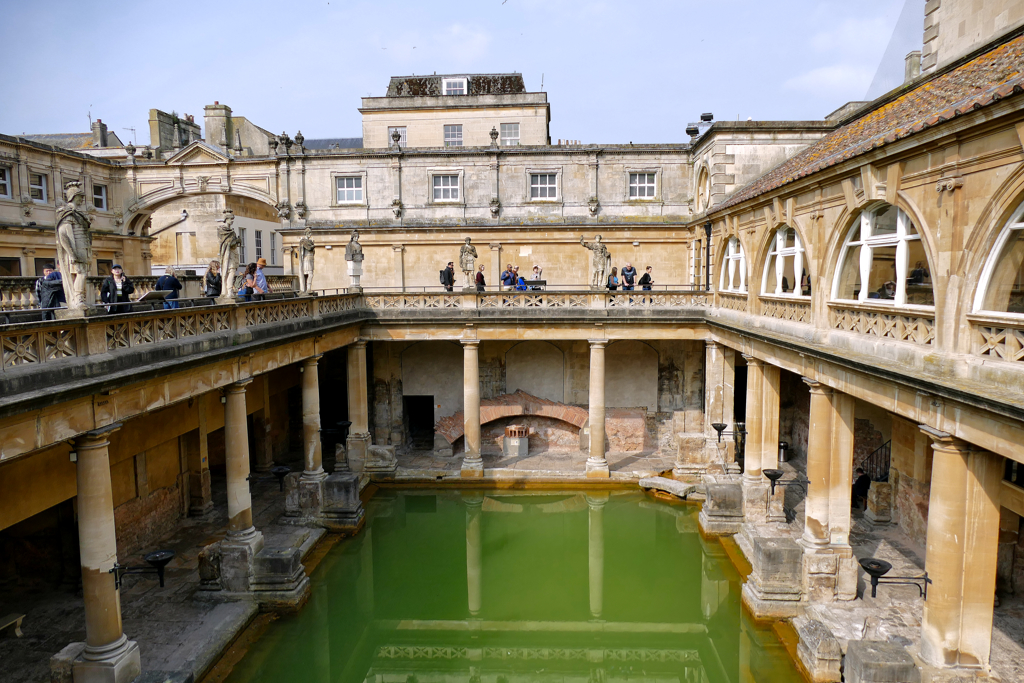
0;451;309;683
394;448;676;481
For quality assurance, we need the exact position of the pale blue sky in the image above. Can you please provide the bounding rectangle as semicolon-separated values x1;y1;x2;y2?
0;0;913;145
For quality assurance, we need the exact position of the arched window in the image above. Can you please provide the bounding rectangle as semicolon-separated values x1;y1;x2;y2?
975;201;1024;315
832;204;934;307
697;167;711;212
719;237;746;292
762;226;808;296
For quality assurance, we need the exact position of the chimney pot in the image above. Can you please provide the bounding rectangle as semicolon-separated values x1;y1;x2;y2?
904;50;922;83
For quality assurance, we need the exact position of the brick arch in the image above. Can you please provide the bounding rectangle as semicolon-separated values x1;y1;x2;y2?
434;390;589;444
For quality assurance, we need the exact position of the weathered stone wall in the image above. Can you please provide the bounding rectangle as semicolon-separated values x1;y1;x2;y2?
890;415;931;547
778;370;809;460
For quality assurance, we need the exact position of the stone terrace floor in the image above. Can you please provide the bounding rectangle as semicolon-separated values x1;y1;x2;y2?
768;454;1024;683
394;448;675;481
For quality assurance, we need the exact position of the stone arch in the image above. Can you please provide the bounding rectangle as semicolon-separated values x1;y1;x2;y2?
401;341;464;424
606;340;658;411
124;184;278;234
751;223;811;298
505;341;565;402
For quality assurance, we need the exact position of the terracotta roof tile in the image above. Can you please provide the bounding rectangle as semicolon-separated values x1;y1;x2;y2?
716;35;1024;212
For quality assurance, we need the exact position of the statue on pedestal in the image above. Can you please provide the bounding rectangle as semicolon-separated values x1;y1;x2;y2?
54;182;93;311
459;237;478;290
580;234;611;289
298;227;316;293
216;209;240;299
345;231;363;289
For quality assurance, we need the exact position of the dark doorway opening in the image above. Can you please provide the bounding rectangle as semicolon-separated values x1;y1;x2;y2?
404;396;435;450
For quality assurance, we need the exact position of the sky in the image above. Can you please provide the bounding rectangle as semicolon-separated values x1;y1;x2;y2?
0;0;913;146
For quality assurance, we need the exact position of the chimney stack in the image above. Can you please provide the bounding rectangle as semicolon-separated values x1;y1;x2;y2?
91;118;108;147
904;50;922;84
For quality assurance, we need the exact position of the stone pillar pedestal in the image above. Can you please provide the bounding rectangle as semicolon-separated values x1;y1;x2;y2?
677;341;735;477
71;423;142;683
586;340;609;478
865;481;893;526
741;536;803;619
698;481;745;536
919;428;1001;669
461;341;484;477
587;492;608;619
346;341;371;467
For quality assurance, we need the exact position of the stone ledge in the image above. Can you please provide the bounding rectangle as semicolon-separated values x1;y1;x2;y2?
639;476;696;499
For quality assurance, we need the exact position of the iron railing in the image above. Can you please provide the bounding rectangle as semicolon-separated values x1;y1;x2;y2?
863;440;891;482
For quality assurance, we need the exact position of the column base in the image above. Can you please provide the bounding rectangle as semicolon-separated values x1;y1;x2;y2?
742;536;804;620
346;433;371;473
72;638;141;683
461;455;484;478
586;458;610;478
364;444;398;480
697;481;745;536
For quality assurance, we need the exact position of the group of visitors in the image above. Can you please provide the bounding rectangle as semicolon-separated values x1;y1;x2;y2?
236;257;272;302
606;263;654;291
500;264;543;291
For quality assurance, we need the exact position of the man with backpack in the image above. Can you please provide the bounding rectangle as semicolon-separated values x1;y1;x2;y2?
440;262;455;291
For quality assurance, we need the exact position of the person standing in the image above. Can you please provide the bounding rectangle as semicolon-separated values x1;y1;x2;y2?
475;264;486;292
255;258;271;300
638;266;654;290
621;263;637;291
852;467;872;509
237;262;262;302
37;264;63;319
203;260;223;299
440;261;455;291
100;264;135;314
500;264;515;290
607;266;619;290
156;266;183;309
530;264;543;291
35;264;54;303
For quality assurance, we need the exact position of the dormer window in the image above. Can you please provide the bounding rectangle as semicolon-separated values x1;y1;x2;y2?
443;77;467;95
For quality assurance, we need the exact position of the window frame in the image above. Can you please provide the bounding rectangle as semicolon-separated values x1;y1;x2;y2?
270;232;277;266
0;166;11;199
500;123;520;146
443;77;468;95
92;183;108;211
830;204;933;309
330;170;368;207
428;168;465;204
29;171;48;203
335;175;364;204
761;226;809;298
527;169;560;202
254;230;263;261
443;124;463;147
626;169;659;201
718;236;747;293
973;200;1024;316
239;228;247;263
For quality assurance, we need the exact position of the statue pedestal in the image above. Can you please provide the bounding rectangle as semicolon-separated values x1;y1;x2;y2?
55;305;106;319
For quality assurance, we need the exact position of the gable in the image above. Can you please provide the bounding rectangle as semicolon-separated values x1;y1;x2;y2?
166;141;231;165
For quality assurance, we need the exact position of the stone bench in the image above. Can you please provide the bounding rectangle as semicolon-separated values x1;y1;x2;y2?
1;613;25;637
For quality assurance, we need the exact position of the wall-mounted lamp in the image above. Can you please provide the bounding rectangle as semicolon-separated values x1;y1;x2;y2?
180;209;188;220
220;396;226;404
69;451;77;463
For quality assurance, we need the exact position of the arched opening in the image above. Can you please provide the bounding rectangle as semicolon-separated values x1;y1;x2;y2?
762;225;808;297
718;237;747;293
974;199;1024;315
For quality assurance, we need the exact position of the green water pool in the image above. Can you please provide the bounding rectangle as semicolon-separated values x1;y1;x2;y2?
223;490;802;683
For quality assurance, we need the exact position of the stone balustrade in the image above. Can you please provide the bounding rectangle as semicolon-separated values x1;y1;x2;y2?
828;302;935;346
970;313;1024;363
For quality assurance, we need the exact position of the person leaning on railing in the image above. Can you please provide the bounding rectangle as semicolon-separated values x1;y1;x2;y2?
203;260;222;298
100;264;135;314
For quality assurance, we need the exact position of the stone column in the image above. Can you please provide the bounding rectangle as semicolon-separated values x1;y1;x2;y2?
461;341;483;476
302;356;325;480
489;243;502;289
185;394;213;515
801;380;833;551
252;375;274;473
741;356;767;521
828;391;858;600
73;423;142;683
465;492;483;616
701;341;736;469
920;428;1002;669
587;340;610;477
392;246;405;290
346;342;371;465
587;492;608;618
225;380;257;542
760;363;784;523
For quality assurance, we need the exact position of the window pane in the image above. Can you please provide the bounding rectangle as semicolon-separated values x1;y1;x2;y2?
836;244;862;299
906;239;934;306
781;254;796;293
765;254;779;293
873;205;898;236
866;245;897;300
434;176;441;187
984;229;1024;313
784;228;795;248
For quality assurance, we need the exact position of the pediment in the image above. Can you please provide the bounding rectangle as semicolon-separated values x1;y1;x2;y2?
166;141;232;165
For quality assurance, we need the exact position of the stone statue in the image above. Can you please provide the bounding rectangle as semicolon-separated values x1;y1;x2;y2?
54;182;93;311
216;209;240;299
580;234;611;289
345;231;363;289
298;227;316;293
459;237;478;289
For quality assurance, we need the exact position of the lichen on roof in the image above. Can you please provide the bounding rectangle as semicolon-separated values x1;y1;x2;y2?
386;73;526;97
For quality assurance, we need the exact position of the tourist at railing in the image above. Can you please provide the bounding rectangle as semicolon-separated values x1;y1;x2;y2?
37;265;64;320
639;266;654;291
203;260;222;298
238;263;263;302
156;267;183;310
529;264;543;291
621;263;638;291
500;264;515;290
100;264;135;314
255;258;271;297
440;261;455;292
475;264;486;292
607;267;619;290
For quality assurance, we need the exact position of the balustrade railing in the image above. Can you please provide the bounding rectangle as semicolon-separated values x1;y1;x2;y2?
970;313;1024;363
760;295;811;324
718;292;748;313
829;302;935;346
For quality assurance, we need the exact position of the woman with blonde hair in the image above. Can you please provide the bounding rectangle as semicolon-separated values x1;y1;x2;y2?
204;259;222;298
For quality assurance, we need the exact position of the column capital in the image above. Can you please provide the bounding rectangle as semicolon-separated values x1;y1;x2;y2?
489;243;502;251
226;378;253;394
350;340;367;350
461;339;480;348
391;244;405;252
302;354;323;366
919;425;977;453
705;340;721;350
802;377;832;395
741;354;763;366
588;339;609;348
76;422;123;445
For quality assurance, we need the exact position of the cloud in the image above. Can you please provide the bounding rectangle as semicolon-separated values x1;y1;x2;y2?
782;64;875;98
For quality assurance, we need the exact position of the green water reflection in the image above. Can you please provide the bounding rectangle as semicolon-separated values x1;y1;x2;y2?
224;491;801;683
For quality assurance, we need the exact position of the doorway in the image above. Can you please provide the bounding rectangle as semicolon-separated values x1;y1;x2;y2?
404;396;435;450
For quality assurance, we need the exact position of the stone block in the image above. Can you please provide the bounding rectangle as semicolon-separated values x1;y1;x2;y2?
794;618;842;682
502;435;528;457
804;552;839;575
50;641;86;683
837;555;859;601
843;640;920;683
364;444;397;478
639;476;696;499
865;482;892;526
346;433;370;472
333;442;350;472
134;672;194;683
252;546;310;611
72;640;141;683
742;536;803;619
218;542;257;593
698;482;744;536
742;481;769;523
321;472;365;532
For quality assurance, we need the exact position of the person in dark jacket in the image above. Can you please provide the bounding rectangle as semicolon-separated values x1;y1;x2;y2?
638;266;654;290
621;263;638;290
203;260;223;298
852;467;872;509
155;266;183;309
475;264;486;292
37;264;64;320
100;264;135;314
440;262;455;291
